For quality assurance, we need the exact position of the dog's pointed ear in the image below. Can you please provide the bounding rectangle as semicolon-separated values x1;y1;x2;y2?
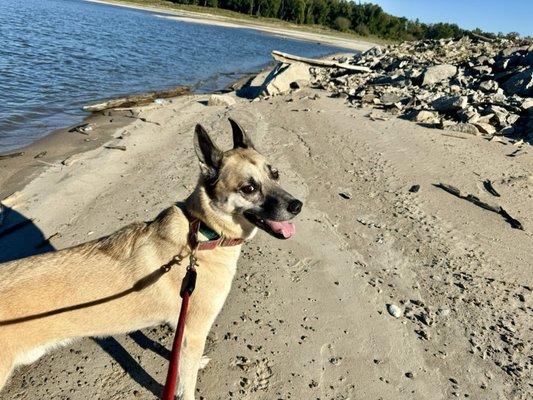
194;124;223;176
229;118;254;149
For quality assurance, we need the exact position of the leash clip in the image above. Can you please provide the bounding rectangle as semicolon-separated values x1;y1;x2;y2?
161;255;184;273
180;257;197;298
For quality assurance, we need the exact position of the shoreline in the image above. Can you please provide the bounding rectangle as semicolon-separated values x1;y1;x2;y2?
86;0;377;52
0;109;135;200
0;48;349;201
0;64;260;200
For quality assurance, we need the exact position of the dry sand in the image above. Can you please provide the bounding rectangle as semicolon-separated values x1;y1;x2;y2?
0;88;531;399
86;0;375;52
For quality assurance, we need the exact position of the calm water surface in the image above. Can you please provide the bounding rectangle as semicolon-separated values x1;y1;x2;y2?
0;0;351;152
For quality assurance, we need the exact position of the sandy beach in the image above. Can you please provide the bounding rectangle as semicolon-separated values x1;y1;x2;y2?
86;0;375;52
0;77;531;399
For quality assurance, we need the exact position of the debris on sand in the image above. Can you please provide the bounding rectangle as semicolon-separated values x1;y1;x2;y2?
207;94;236;107
483;179;501;197
104;145;127;151
68;123;93;134
434;182;523;230
0;151;24;160
311;36;533;141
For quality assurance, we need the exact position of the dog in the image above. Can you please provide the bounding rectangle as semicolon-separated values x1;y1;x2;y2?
0;119;302;399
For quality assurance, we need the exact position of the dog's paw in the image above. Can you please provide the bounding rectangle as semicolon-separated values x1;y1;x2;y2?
198;355;211;369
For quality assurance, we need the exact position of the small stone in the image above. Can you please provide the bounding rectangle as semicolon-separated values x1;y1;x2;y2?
437;308;451;317
387;304;402;318
409;184;420;193
479;80;499;92
339;192;352;200
405;372;414;379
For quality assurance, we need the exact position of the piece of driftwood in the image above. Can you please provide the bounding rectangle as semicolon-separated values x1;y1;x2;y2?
483;180;500;197
467;31;494;43
36;232;59;249
83;86;189;112
272;50;371;73
0;151;24;160
507;148;525;157
104;145;127;151
434;182;523;230
68;123;92;134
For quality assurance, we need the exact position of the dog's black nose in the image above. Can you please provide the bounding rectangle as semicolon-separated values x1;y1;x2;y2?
288;199;303;215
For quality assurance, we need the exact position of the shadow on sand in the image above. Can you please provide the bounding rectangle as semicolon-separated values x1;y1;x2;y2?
0;205;171;397
0;205;55;263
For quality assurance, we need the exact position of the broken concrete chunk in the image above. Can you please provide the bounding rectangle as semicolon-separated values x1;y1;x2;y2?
207;94;236;107
502;68;533;97
265;62;310;96
432;95;468;112
414;110;439;123
478;80;499;92
444;123;480;135
473;122;496;134
421;64;457;86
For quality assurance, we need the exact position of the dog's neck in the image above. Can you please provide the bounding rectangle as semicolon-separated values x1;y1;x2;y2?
184;184;257;241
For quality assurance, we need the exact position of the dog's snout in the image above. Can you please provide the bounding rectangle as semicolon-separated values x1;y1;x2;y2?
287;199;303;215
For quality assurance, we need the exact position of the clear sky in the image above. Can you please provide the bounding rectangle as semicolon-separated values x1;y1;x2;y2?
367;0;532;36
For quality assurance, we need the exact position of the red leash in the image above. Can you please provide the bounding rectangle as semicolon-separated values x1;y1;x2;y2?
161;265;196;400
160;217;243;400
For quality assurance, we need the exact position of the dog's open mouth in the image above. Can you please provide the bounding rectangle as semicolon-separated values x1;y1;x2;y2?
244;213;296;239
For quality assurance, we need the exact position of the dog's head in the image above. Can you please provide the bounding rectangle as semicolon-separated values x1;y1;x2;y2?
194;119;302;239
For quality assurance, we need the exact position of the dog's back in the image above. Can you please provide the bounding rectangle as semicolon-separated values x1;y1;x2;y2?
0;205;190;390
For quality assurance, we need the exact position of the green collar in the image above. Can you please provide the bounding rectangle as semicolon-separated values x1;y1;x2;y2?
198;222;221;241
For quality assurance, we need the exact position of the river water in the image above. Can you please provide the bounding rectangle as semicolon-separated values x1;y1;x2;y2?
0;0;351;152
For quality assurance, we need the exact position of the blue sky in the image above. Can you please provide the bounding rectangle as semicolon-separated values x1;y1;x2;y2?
367;0;532;36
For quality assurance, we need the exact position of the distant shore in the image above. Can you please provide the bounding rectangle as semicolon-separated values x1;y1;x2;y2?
86;0;377;51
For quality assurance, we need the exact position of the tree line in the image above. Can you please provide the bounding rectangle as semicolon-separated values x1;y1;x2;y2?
167;0;475;41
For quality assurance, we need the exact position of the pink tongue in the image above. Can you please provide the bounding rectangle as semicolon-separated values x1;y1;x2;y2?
265;220;296;239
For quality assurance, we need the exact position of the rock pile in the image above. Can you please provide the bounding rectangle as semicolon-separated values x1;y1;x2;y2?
311;36;533;141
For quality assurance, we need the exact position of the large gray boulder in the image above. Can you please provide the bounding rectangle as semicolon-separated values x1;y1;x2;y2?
263;62;310;96
421;64;457;86
502;68;533;97
237;62;310;98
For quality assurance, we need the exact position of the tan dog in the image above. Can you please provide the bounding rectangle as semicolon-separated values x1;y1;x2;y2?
0;119;302;399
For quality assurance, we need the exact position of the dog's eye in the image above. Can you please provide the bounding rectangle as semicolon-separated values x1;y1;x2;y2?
241;184;256;194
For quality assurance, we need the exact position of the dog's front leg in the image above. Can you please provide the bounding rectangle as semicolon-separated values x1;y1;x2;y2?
178;330;207;400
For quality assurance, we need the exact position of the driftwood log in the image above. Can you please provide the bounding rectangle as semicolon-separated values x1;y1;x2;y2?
272;50;371;73
434;182;523;230
83;86;190;113
0;152;24;161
